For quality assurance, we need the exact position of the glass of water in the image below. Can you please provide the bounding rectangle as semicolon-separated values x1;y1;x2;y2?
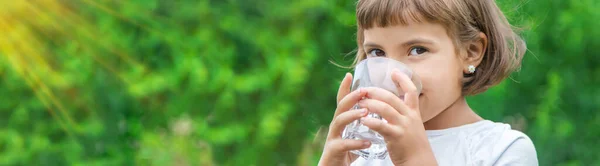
341;57;422;160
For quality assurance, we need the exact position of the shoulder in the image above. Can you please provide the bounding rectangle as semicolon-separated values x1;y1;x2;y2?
491;129;538;166
468;122;538;166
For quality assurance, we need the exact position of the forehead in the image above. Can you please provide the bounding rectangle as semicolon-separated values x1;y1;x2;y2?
362;22;450;45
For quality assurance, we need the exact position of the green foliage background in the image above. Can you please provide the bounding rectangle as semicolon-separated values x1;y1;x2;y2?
0;0;598;165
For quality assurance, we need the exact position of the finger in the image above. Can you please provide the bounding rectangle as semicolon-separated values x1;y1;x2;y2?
357;99;402;124
328;108;368;139
334;88;367;118
391;69;419;110
328;139;372;153
360;117;402;139
362;87;410;115
336;73;353;105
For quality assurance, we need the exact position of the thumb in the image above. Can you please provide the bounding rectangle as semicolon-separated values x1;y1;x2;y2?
391;69;419;110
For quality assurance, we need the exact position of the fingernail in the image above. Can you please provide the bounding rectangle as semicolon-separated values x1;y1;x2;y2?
357;100;365;106
363;141;371;146
358;109;367;116
360;117;367;122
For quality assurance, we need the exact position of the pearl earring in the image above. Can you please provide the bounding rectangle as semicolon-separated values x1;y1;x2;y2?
468;65;476;74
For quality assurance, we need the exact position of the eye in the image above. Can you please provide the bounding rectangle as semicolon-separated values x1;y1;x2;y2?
368;49;386;57
409;46;428;56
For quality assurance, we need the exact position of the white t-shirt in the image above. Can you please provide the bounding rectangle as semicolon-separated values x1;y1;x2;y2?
351;120;538;166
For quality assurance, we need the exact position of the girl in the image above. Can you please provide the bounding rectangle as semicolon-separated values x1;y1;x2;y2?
319;0;538;165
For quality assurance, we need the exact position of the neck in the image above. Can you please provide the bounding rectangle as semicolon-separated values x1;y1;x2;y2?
423;97;483;130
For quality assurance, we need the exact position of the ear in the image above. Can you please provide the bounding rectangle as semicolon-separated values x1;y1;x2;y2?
462;32;487;74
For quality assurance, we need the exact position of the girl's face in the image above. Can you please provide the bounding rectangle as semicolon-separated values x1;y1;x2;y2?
362;21;464;122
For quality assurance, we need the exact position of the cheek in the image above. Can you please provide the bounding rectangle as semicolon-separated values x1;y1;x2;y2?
415;55;463;94
413;54;463;118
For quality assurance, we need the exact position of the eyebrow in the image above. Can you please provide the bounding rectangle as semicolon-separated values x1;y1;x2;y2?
363;38;437;49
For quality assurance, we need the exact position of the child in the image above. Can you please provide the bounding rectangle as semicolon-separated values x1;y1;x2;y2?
319;0;538;165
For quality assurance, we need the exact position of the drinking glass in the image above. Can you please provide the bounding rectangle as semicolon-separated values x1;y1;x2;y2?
341;57;422;160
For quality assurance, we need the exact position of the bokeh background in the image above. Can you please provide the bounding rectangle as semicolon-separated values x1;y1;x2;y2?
1;0;599;165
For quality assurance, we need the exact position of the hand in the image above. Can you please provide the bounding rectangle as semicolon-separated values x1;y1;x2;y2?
357;70;437;166
319;73;370;166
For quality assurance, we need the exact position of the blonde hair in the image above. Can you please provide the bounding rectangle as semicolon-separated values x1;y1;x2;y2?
353;0;526;95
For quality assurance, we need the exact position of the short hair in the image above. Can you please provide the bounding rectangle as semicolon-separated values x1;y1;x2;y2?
353;0;526;95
